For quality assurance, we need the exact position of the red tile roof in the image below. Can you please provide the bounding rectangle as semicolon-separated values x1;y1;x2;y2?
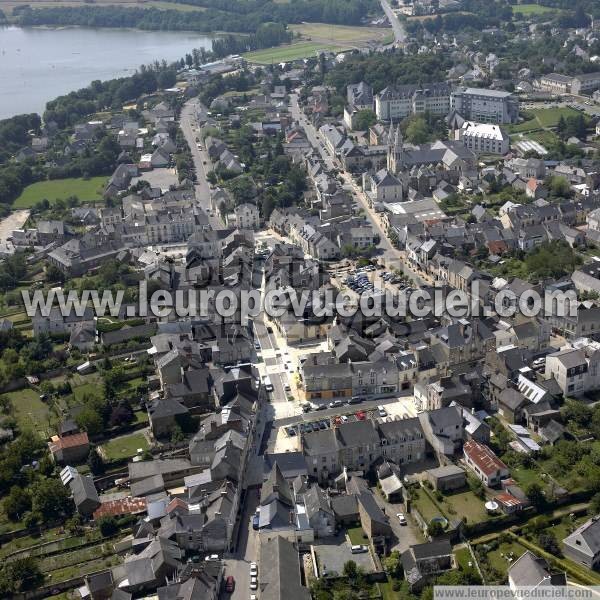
50;432;89;450
464;439;508;477
93;496;147;519
495;492;524;508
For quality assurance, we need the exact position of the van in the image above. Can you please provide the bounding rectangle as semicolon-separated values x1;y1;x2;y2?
378;405;388;417
263;376;274;392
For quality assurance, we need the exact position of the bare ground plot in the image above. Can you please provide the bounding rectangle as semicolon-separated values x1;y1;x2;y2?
131;166;179;190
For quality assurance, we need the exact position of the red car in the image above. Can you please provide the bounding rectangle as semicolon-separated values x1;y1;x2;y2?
225;576;235;593
355;411;366;421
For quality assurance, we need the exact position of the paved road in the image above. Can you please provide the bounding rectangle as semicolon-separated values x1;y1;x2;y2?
379;0;407;45
289;93;336;171
179;99;225;231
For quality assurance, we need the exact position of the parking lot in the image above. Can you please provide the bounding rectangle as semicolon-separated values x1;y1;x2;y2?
331;263;417;304
278;395;418;440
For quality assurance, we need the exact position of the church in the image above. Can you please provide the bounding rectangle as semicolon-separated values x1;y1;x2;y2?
386;122;477;178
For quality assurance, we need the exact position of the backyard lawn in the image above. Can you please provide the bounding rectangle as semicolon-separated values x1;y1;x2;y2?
72;379;105;404
347;526;368;546
13;177;107;208
0;388;51;436
441;490;488;524
485;540;527;576
100;431;149;461
412;488;443;522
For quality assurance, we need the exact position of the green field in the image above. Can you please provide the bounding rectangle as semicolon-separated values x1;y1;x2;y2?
512;3;559;16
100;431;149;461
243;41;346;63
289;22;392;45
509;107;580;134
13;176;107;208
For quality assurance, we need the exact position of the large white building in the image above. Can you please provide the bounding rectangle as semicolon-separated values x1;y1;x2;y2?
375;82;451;121
227;203;260;230
451;87;519;124
456;121;509;155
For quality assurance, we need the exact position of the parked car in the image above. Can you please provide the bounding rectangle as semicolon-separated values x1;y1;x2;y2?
329;400;343;408
355;411;366;420
252;514;260;530
250;576;258;590
250;562;258;576
397;513;407;525
225;576;235;592
350;544;368;553
341;415;349;423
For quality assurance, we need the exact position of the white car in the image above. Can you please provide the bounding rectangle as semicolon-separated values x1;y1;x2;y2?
250;576;258;590
396;512;407;525
250;562;258;576
341;415;349;423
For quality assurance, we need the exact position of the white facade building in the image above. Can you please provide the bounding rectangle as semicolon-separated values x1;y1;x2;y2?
456;121;509;155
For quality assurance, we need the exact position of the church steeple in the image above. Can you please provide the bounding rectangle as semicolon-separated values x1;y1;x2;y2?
387;122;403;173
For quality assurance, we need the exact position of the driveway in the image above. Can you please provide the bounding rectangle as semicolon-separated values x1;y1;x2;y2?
372;491;423;554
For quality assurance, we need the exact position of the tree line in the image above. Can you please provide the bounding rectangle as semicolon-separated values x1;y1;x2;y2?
325;50;453;94
15;0;376;35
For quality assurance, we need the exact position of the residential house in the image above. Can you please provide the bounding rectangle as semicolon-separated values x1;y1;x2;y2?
48;431;90;464
258;536;311;600
508;551;566;591
563;517;600;570
463;439;509;487
402;540;454;591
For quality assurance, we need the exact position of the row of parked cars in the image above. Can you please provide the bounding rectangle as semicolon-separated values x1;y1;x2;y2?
285;405;393;437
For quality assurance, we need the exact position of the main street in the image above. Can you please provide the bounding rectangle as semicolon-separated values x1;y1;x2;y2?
289;93;429;286
180;98;225;231
379;0;407;45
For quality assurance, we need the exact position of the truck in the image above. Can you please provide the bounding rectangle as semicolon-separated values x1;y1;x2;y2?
263;376;274;392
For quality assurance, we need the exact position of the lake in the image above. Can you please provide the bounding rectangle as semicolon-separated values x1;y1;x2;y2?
0;26;215;119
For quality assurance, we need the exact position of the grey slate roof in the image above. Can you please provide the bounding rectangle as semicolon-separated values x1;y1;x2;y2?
259;536;310;600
